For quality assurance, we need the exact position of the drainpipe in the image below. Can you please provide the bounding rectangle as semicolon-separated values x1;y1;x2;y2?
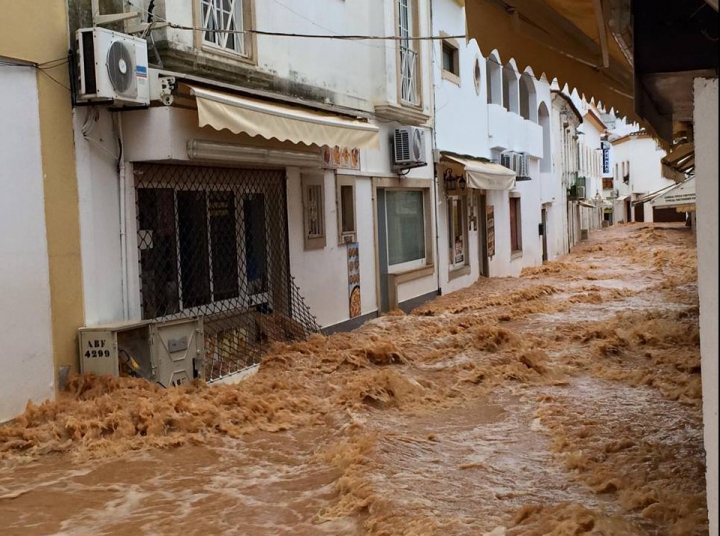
428;0;442;296
117;113;130;320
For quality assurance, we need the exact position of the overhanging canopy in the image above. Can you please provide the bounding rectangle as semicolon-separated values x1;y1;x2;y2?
632;183;678;206
466;0;636;120
190;86;380;149
442;154;516;190
652;178;696;209
578;200;597;209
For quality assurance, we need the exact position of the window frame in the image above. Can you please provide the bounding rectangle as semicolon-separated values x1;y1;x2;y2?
396;0;422;108
195;0;255;62
509;194;523;255
336;175;357;245
447;195;468;271
302;173;327;251
137;182;272;321
440;34;461;86
385;188;428;273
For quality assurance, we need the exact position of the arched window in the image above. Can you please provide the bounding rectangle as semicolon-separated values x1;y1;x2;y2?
502;64;519;114
473;57;482;95
519;74;537;122
538;102;551;172
486;54;502;105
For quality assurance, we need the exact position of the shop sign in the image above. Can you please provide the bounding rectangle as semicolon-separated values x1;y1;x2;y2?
322;145;361;170
347;242;361;318
486;205;495;258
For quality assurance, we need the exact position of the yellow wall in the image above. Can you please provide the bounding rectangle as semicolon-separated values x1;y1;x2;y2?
0;1;85;384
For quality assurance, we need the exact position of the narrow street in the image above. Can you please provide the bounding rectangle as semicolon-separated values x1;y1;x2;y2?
0;223;706;535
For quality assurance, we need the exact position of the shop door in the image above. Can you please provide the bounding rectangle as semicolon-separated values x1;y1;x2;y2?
477;193;489;277
635;202;645;222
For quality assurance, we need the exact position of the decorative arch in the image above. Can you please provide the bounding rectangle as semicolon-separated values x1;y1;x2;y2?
502;62;519;114
519;73;538;122
486;51;502;106
538;101;551;172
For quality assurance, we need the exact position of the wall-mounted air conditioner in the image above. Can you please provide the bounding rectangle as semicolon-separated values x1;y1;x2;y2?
576;185;587;199
392;126;427;171
78;317;204;387
76;27;150;106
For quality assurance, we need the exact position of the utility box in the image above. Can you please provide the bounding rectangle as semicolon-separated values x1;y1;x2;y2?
78;317;205;387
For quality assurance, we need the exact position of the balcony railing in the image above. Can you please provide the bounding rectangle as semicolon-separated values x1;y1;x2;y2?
400;46;419;106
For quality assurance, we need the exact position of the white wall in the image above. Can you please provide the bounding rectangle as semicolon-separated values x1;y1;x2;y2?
611;135;674;198
695;77;718;536
287;170;378;328
0;68;55;421
152;0;434;117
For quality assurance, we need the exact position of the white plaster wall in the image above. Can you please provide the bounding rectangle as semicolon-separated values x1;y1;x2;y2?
74;108;125;326
0;68;55;421
286;170;378;328
611;136;673;198
694;77;718;536
153;0;434;116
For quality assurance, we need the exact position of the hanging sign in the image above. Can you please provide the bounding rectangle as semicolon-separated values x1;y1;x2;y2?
486;205;495;258
601;141;612;177
322;145;361;170
347;242;362;318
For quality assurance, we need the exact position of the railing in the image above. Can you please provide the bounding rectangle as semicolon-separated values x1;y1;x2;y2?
400;46;419;106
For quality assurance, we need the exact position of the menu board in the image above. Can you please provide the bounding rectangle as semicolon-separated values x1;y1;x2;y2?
347;242;361;318
486;205;495;258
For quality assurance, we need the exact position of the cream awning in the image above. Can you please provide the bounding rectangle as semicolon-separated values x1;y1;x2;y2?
652;178;696;209
190;86;380;149
578;200;597;209
442;154;516;190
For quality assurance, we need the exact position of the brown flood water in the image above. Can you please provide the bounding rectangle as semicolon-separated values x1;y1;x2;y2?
0;223;707;535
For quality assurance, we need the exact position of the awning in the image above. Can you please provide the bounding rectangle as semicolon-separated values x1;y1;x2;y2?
632;183;678;206
190;86;380;149
652;178;696;209
441;154;516;190
662;142;695;179
616;195;629;202
578;200;597;209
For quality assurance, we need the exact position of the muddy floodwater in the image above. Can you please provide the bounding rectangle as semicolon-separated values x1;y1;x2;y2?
0;223;707;535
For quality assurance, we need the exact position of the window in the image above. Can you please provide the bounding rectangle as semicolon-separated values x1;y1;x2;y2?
473;57;482;95
448;196;467;270
487;54;502;105
538;102;551;172
200;0;251;57
510;196;522;253
623;160;630;184
519;74;537;122
441;40;460;84
386;190;426;271
398;0;420;105
602;178;614;190
502;64;519;114
336;176;357;244
302;174;326;250
137;184;268;319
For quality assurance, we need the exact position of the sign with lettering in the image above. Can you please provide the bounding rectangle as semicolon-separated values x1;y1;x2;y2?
601;141;612;177
486;205;495;258
652;178;696;208
322;145;361;170
347;242;361;318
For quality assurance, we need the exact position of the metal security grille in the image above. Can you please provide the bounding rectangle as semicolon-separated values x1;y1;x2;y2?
134;163;319;382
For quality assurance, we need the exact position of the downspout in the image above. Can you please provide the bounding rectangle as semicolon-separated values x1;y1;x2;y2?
117;113;130;320
429;0;442;296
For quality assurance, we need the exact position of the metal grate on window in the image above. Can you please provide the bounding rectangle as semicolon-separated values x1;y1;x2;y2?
135;164;320;382
201;0;246;55
305;184;324;238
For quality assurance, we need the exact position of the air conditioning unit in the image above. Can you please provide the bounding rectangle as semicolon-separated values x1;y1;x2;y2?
516;152;529;179
76;27;150;106
500;151;513;170
392;127;427;171
78;317;204;387
576;185;587;199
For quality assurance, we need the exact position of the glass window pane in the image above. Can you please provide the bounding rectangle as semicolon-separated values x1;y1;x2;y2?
137;188;179;318
341;185;355;233
178;191;211;308
386;190;425;266
209;191;239;301
245;194;267;295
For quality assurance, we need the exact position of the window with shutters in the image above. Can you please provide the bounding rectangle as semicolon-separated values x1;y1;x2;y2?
336;176;357;244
